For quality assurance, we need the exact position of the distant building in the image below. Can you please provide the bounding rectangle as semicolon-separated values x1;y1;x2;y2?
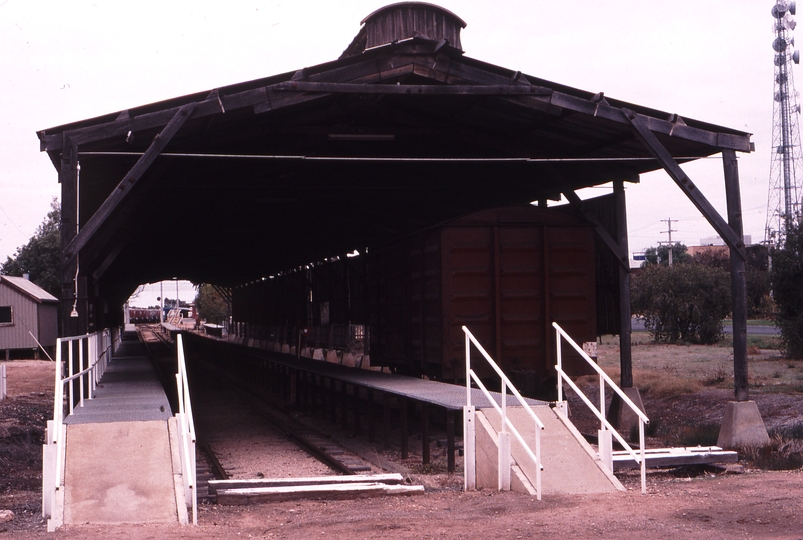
687;244;730;257
698;234;752;246
688;234;752;257
0;275;59;359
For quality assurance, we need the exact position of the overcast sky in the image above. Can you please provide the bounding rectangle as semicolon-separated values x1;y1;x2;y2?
0;0;786;292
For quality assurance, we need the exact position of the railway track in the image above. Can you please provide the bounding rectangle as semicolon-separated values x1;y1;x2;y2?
135;325;381;502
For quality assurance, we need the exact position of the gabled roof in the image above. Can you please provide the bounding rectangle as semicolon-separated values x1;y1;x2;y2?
38;14;753;311
0;276;59;304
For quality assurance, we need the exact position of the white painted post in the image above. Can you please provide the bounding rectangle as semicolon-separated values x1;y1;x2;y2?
555;326;563;403
463;328;476;492
598;428;613;473
66;342;73;416
0;364;6;400
42;420;55;518
78;339;84;408
497;430;511;491
640;420;647;495
463;405;476;490
599;375;605;431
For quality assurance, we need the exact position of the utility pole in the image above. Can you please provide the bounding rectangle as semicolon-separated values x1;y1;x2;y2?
659;217;677;265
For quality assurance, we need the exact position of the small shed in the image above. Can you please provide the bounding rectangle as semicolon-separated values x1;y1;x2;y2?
0;276;58;359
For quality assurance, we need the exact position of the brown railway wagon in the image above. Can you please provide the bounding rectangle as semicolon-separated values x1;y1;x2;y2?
230;205;601;397
367;205;597;396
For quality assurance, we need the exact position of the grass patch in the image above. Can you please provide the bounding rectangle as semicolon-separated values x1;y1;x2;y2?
738;423;803;470
580;365;703;398
702;363;729;386
718;334;782;350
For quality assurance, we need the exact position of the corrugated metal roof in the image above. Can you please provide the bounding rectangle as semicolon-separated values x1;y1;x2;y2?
0;276;58;303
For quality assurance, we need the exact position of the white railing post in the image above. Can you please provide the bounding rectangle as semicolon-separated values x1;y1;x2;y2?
462;326;544;500
498;378;510;491
0;364;6;401
639;420;646;494
463;331;476;491
555;325;563;403
552;322;650;495
67;342;74;416
599;375;605;431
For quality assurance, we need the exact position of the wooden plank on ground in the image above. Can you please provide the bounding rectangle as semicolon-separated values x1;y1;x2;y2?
208;473;404;494
216;482;424;505
612;447;738;470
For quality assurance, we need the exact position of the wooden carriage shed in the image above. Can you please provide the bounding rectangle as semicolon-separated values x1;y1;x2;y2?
38;3;755;403
0;276;58;359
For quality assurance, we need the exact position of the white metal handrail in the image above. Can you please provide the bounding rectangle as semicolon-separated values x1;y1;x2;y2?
462;326;544;500
552;322;649;494
44;328;119;525
175;333;197;525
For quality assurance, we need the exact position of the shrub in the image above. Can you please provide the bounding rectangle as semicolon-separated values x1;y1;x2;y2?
631;263;731;344
739;423;803;470
769;217;803;359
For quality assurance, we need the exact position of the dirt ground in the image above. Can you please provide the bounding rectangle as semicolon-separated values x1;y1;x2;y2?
3;356;803;539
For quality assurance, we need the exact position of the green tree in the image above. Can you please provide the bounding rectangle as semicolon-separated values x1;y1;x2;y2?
0;199;61;297
631;263;732;344
642;243;690;266
769;217;803;358
691;245;772;319
194;284;230;324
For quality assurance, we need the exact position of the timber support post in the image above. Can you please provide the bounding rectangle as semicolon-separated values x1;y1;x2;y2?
722;149;750;402
615;179;633;389
59;135;81;337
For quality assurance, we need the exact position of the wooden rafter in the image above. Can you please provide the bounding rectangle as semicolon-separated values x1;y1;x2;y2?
562;189;629;270
62;103;197;266
624;108;747;261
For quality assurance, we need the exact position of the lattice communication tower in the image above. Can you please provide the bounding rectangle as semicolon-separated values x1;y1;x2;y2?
767;1;803;245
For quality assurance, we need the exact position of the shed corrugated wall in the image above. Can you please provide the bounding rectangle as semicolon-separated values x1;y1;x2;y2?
0;283;41;349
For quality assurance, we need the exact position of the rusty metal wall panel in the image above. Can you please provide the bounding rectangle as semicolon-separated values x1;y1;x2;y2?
545;226;597;376
366;206;598;395
441;226;494;381
495;226;546;391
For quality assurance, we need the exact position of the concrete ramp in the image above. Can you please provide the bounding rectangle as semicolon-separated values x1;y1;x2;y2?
63;420;180;524
476;405;623;495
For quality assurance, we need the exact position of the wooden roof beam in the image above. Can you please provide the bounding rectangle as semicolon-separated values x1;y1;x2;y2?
62;103;196;266
562;189;629;270
624;108;747;261
38;54;753;155
271;81;554;96
413;57;753;153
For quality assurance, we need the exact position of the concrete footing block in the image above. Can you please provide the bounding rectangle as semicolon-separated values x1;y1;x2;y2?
606;387;646;435
717;401;770;449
